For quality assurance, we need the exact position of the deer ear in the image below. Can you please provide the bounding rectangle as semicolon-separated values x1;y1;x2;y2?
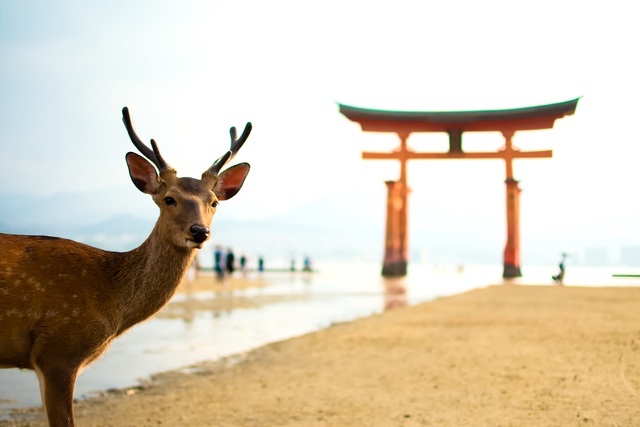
126;152;161;194
214;163;250;200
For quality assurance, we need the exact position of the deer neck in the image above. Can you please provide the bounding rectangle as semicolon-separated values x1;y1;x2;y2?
113;222;195;330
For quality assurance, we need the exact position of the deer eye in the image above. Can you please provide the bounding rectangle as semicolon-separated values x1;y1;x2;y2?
164;197;176;206
211;201;219;208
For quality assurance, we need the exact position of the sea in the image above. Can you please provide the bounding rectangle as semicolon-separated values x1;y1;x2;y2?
1;261;638;414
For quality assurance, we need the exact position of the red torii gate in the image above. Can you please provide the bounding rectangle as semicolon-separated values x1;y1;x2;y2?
339;98;579;278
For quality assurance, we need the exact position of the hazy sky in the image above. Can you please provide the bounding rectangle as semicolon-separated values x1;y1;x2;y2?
1;0;638;256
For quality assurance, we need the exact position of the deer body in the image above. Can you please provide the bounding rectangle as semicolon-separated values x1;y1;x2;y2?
0;107;252;426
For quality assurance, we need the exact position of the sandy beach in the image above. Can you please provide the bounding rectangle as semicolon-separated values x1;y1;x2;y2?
2;278;639;426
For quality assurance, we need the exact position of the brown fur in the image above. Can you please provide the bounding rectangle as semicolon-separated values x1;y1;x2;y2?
0;117;251;426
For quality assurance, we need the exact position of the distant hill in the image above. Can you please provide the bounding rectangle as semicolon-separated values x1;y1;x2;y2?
0;187;502;264
1;187;634;266
0;187;155;229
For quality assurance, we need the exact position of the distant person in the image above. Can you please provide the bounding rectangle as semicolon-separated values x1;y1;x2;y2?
303;256;312;272
240;254;247;276
258;256;264;273
226;247;236;276
290;258;296;272
214;245;225;281
552;252;568;285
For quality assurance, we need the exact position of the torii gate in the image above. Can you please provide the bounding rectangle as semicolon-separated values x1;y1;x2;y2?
339;98;579;278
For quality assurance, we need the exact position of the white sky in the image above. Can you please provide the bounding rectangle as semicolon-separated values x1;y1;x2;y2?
1;0;639;253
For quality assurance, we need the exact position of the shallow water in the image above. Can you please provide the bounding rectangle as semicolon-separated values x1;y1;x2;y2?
1;262;637;413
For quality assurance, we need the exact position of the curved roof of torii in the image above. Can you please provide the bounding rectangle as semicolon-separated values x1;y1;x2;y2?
338;98;580;133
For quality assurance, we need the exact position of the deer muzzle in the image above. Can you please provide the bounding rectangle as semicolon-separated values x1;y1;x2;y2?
189;225;210;244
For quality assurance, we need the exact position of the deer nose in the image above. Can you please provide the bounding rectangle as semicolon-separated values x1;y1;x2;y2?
189;225;210;243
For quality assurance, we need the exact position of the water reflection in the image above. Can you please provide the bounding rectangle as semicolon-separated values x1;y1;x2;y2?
0;262;507;412
383;278;408;310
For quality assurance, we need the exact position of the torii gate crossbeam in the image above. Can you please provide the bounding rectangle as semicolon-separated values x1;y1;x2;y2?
339;98;579;278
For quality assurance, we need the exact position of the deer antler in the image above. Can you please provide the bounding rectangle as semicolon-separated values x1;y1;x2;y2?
122;107;173;173
204;122;252;178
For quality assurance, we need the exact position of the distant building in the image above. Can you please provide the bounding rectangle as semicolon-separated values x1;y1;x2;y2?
620;246;640;266
583;247;609;266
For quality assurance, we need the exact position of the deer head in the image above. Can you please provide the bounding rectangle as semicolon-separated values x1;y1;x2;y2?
122;107;251;249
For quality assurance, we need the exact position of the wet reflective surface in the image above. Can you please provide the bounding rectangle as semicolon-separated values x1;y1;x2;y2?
1;262;636;413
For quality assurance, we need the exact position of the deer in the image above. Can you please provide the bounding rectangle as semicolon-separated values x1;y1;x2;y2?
0;107;252;426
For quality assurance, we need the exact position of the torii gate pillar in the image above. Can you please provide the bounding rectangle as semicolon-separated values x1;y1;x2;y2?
502;131;522;278
382;180;408;276
504;178;522;277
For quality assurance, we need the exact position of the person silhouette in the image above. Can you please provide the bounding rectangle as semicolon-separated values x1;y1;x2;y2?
303;256;312;272
552;252;568;285
226;247;236;276
214;245;225;281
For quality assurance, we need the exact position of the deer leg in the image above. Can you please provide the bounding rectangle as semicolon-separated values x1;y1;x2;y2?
34;365;47;414
33;358;79;427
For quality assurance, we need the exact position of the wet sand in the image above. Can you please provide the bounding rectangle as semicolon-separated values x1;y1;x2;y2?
2;281;639;426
